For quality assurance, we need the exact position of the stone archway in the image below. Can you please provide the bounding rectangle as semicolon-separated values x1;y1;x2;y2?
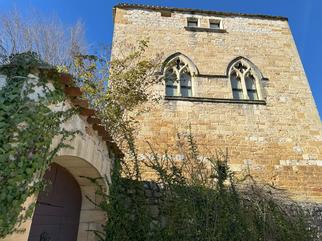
53;155;107;241
1;107;115;241
1;154;109;241
28;163;82;241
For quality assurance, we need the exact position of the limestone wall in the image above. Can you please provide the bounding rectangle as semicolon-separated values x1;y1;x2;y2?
112;6;322;203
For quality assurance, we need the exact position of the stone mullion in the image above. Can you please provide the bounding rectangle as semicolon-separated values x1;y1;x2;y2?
240;74;249;100
176;73;181;96
177;64;187;97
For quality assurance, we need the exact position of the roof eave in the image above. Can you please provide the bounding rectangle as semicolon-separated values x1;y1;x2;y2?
113;3;288;22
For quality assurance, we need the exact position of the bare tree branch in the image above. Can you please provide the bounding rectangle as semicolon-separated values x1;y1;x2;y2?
0;8;87;66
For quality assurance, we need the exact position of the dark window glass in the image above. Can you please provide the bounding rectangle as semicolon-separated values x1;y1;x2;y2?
187;19;198;27
166;84;177;96
233;89;244;99
245;75;258;100
231;73;243;99
210;21;220;29
247;90;258;100
180;72;192;97
165;69;178;96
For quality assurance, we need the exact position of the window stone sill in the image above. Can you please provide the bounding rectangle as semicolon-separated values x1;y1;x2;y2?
164;96;266;105
184;26;227;33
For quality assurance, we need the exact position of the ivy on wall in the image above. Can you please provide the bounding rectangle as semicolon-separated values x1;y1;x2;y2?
0;52;76;238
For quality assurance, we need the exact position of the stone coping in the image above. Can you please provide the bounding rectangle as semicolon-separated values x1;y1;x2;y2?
114;3;288;21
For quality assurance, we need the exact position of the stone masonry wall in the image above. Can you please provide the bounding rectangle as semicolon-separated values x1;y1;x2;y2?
112;6;322;203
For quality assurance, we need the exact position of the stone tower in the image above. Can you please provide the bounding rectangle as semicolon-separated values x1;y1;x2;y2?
112;4;322;203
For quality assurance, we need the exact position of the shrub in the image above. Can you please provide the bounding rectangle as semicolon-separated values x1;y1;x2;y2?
91;132;317;241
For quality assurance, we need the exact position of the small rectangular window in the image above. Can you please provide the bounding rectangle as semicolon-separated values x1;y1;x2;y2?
161;11;171;17
187;18;198;27
209;19;221;29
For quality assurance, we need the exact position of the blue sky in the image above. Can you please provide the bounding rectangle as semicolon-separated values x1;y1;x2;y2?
1;0;321;119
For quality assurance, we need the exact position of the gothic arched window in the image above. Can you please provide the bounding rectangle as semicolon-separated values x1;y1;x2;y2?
229;58;263;100
163;54;198;97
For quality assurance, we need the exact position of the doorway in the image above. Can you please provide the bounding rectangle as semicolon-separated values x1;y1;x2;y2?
28;163;82;241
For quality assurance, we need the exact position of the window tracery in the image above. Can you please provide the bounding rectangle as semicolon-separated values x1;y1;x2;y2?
229;59;262;100
164;56;193;97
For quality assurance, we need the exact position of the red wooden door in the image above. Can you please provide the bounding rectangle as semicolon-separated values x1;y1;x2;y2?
28;163;82;241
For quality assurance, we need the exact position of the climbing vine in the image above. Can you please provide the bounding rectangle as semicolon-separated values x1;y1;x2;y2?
0;52;76;237
74;40;161;147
